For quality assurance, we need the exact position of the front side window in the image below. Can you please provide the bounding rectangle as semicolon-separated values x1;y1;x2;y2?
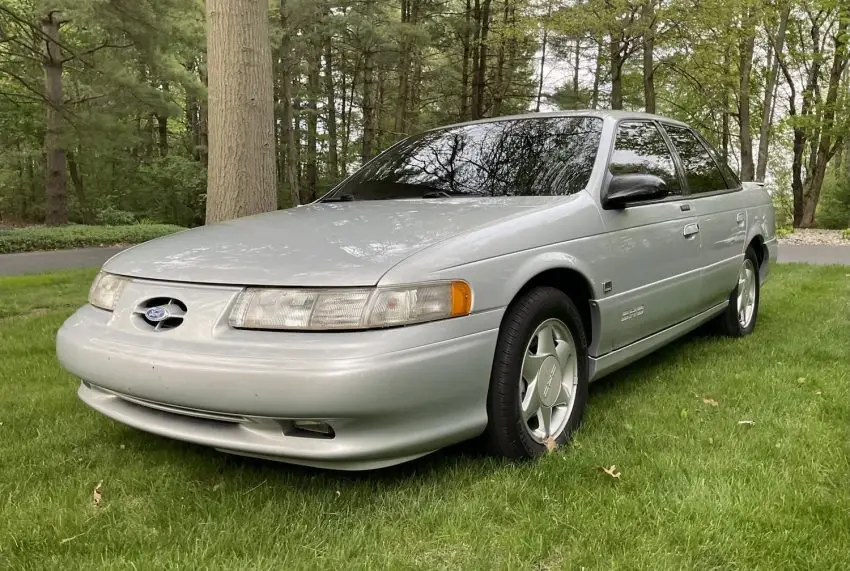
662;125;729;193
609;121;681;195
325;117;603;200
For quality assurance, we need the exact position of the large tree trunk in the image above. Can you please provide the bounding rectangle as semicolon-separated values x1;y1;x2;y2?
799;17;849;228
755;4;789;181
279;0;300;206
738;17;756;182
641;1;656;113
42;12;67;226
205;0;277;224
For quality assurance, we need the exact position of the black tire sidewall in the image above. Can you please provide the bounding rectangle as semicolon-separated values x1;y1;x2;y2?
486;286;589;458
724;247;761;336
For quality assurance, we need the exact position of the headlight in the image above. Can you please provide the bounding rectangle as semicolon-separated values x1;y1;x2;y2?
88;272;129;311
229;281;472;331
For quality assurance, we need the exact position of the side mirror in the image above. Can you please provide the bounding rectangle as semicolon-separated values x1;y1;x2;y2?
602;173;668;209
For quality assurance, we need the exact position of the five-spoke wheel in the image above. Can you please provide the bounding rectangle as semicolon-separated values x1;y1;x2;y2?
519;319;578;444
486;286;588;459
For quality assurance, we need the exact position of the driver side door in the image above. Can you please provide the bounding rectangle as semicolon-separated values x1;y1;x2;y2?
594;120;702;353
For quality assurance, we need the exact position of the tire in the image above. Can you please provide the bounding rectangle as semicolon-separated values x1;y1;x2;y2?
716;246;760;337
485;286;589;459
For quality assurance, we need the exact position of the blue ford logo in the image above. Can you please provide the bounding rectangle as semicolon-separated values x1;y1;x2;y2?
144;306;169;322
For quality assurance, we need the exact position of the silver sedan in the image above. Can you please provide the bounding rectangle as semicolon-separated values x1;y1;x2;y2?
57;110;778;470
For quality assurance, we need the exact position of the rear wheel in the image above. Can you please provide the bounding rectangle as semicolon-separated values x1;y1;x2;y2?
485;287;589;459
716;247;760;337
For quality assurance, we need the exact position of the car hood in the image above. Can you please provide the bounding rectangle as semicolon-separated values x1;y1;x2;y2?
103;198;551;286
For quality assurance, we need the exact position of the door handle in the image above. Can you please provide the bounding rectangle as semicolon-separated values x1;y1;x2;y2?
683;223;700;237
736;212;746;225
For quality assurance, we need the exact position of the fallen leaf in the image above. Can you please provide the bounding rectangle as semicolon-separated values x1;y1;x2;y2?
797;377;807;384
680;409;689;418
601;465;621;480
815;390;823;395
738;420;755;426
211;483;223;492
92;481;103;507
544;437;558;452
119;444;125;450
702;397;720;407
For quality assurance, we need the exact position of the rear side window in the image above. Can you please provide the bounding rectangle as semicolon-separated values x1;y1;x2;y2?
662;125;730;193
609;122;681;195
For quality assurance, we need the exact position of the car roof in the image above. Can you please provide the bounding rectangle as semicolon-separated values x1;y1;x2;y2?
425;110;690;132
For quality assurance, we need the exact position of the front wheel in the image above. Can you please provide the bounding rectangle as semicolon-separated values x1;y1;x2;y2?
485;287;589;459
716;247;760;337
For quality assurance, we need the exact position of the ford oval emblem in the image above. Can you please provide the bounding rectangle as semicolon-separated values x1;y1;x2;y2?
144;306;169;322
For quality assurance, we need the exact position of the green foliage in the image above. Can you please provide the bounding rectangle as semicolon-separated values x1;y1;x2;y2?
842;228;850;240
0;224;183;254
775;226;793;239
816;173;850;229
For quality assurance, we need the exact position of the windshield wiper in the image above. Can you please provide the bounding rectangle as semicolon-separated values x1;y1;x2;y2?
321;193;355;202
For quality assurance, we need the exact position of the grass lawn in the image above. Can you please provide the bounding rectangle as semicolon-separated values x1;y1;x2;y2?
0;265;848;569
0;224;184;254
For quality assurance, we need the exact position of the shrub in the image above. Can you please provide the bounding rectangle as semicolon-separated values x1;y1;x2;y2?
0;224;184;254
776;226;793;239
816;174;850;229
841;228;850;241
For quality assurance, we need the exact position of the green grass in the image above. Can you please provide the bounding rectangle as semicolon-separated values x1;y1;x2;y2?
0;224;184;254
1;265;848;569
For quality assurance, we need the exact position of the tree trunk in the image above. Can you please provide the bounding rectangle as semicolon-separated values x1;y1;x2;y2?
591;36;602;109
395;0;411;132
798;17;849;228
361;47;376;162
67;151;93;224
737;15;756;182
755;3;790;182
157;82;169;157
573;39;581;95
641;1;656;114
279;0;300;206
324;36;339;181
305;33;320;201
609;34;623;110
470;0;492;119
205;0;277;224
535;2;550;112
42;12;67;226
460;0;471;118
721;46;730;165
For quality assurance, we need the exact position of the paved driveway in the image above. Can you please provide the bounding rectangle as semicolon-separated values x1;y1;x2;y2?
777;245;850;265
0;247;125;277
1;243;849;277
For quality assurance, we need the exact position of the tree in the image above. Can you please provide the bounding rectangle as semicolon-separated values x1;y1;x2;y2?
205;0;277;223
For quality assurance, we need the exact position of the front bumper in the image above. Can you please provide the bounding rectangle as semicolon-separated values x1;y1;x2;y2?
58;303;500;470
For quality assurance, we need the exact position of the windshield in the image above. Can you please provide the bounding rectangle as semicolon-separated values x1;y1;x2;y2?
324;116;603;201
